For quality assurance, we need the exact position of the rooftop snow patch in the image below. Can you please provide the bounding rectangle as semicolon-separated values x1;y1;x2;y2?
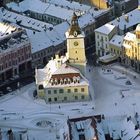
95;23;116;35
124;32;136;41
110;8;140;30
110;35;124;47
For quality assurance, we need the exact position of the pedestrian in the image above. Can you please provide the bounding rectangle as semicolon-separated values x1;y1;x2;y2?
59;105;61;109
121;94;124;98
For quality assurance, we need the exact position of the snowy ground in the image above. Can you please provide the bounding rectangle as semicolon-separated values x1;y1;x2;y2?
92;63;140;117
1;63;140;139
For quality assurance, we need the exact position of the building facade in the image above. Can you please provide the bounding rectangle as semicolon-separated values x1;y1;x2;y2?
95;23;117;57
122;25;140;72
0;22;31;84
109;34;123;59
110;8;140;35
97;23;140;72
25;10;64;25
36;62;89;103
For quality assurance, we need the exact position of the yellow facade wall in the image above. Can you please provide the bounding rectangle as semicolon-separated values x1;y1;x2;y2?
38;89;45;99
44;85;89;103
109;44;122;57
90;0;108;9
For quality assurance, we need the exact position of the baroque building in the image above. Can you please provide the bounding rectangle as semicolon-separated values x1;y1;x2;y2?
122;24;140;71
35;13;90;103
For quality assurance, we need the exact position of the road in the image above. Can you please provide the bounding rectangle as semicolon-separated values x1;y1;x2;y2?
0;75;35;95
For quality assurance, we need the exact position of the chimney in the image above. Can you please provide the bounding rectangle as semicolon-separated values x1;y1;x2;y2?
117;17;120;22
124;15;129;22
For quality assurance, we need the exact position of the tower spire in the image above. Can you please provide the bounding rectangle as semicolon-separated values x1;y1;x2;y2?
69;12;81;36
65;12;86;76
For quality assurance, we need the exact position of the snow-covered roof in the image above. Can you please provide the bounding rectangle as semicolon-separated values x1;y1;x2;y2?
25;10;109;53
99;54;118;63
1;8;53;32
0;22;17;39
7;0;108;22
7;0;77;20
43;0;90;12
68;116;105;140
124;32;135;41
53;64;79;75
109;35;124;48
95;23;116;35
0;22;30;53
110;8;140;31
27;21;69;53
70;119;96;140
36;60;89;88
6;0;109;23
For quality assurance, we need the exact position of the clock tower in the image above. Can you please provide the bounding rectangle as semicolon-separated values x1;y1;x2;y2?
65;13;86;75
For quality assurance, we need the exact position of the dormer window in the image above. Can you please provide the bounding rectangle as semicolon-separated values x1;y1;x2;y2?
64;78;67;84
73;76;77;83
77;76;80;83
54;78;58;85
67;78;71;84
60;78;63;84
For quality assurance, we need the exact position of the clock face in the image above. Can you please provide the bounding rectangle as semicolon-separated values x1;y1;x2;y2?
74;41;79;46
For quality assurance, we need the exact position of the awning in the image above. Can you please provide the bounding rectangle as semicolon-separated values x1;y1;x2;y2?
98;54;118;64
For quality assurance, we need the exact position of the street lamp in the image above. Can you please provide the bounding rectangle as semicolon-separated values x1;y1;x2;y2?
17;81;20;94
50;102;51;112
17;82;20;89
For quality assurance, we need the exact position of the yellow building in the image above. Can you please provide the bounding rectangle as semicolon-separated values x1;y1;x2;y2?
90;0;109;9
65;13;87;76
35;13;90;103
122;24;140;71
